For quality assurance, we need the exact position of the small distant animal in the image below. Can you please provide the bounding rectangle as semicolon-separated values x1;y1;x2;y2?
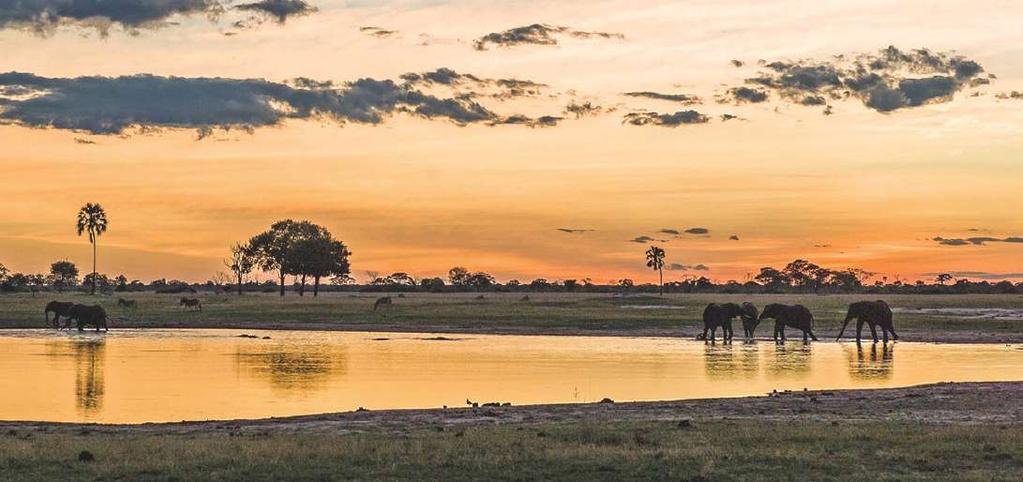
117;298;138;309
44;301;75;329
373;296;392;311
520;295;530;302
179;297;202;311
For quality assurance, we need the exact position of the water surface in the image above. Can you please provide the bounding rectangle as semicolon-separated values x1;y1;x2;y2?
0;329;1020;424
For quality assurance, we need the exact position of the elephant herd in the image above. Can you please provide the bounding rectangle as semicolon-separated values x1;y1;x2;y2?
44;301;110;332
699;300;898;344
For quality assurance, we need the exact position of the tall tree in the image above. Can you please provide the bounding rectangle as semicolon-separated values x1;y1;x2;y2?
49;260;79;292
76;203;108;295
645;245;666;296
248;220;329;297
225;242;255;296
290;235;351;297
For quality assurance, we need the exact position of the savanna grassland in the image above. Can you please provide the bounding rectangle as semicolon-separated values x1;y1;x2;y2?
1;382;1022;481
3;292;1023;342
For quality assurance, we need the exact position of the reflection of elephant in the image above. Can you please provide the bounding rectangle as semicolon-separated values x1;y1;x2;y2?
836;300;898;344
45;301;75;329
759;303;818;342
67;304;109;332
739;302;760;339
698;303;744;341
848;343;894;380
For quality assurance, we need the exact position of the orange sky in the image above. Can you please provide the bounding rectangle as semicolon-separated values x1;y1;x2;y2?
0;0;1021;283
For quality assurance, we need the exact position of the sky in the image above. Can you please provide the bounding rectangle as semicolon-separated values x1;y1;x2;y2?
0;0;1021;284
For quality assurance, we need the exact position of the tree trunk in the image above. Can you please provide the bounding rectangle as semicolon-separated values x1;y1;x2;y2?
237;273;243;296
313;276;320;297
299;275;306;297
659;268;664;296
91;238;97;295
279;271;286;297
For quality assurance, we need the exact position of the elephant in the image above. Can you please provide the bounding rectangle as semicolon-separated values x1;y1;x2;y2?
45;301;75;329
698;303;744;341
836;300;898;344
739;302;760;339
66;304;109;332
759;303;818;342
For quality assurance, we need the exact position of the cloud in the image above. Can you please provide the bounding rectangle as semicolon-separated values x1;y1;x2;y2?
623;92;701;105
491;115;561;128
360;26;396;38
730;60;744;68
564;101;603;118
720;114;742;122
0;0;224;34
732;46;988;113
729;234;739;240
995;91;1023;100
628;236;656;244
660;229;680;235
723;86;768;104
235;0;314;23
921;271;1023;280
400;68;546;100
933;236;1023;246
622;110;709;127
474;24;623;50
685;227;709;234
0;71;561;137
667;263;709;271
557;228;594;234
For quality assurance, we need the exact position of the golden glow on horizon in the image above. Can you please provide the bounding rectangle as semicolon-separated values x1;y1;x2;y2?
0;1;1021;282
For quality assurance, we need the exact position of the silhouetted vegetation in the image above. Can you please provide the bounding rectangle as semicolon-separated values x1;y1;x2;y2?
75;203;108;295
246;220;351;297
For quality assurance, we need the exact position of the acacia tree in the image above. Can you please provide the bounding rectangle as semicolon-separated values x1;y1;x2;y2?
76;203;108;295
248;220;332;297
293;235;350;296
645;245;666;296
49;260;79;292
225;242;255;295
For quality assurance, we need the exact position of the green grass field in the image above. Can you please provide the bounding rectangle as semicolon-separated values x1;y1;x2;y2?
2;292;1022;341
2;419;1020;481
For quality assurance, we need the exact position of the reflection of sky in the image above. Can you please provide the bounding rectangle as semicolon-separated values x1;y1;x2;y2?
1;329;1021;423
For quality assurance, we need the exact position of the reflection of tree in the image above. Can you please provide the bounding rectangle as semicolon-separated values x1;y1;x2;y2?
703;342;760;379
235;343;347;393
73;340;106;416
766;343;813;375
846;344;894;380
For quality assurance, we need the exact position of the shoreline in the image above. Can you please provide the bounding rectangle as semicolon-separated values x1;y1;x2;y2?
2;381;1020;432
2;321;1020;345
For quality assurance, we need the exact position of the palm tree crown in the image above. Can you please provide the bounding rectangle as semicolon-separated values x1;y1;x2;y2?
645;245;666;296
77;203;108;294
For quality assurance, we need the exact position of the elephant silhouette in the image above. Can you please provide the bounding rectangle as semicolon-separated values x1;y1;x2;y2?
836;300;898;344
45;301;75;329
739;302;760;339
698;303;745;341
67;304;110;332
759;303;818;342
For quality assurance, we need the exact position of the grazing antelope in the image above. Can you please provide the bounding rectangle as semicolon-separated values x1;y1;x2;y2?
179;297;202;311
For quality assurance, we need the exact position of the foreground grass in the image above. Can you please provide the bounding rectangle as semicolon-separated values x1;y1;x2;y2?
2;420;1021;480
2;292;1022;340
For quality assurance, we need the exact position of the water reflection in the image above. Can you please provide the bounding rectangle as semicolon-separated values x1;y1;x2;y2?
73;340;106;415
846;343;894;380
703;342;760;378
766;343;813;375
235;342;348;393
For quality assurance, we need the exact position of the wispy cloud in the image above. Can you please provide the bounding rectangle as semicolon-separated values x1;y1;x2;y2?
474;24;623;50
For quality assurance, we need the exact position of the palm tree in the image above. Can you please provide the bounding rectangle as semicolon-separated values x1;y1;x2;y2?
76;203;108;295
645;245;666;296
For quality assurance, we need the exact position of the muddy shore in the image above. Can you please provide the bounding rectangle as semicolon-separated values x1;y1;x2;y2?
3;381;1020;434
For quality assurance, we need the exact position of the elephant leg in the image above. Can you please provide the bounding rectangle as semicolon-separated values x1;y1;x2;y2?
855;320;864;344
776;322;785;342
869;323;879;343
710;326;717;341
809;329;818;341
882;326;889;344
888;325;899;341
701;327;709;341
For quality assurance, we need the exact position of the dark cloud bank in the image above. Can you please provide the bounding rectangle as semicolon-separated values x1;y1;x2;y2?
0;69;560;137
0;0;313;34
933;236;1023;246
724;46;990;113
474;23;623;50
